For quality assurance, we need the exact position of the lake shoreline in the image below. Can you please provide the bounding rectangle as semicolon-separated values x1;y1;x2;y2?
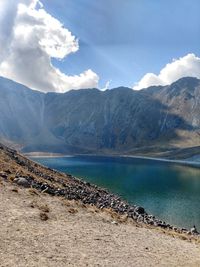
2;144;199;236
25;151;200;168
122;154;200;168
0;141;192;234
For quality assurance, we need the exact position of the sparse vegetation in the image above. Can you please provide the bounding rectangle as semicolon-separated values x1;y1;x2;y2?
39;212;49;221
11;187;18;193
28;188;39;195
68;208;78;214
39;204;50;213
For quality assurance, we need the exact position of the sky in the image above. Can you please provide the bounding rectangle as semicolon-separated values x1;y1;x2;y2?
0;0;200;92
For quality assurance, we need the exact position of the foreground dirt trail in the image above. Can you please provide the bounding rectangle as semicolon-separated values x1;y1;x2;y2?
1;182;200;267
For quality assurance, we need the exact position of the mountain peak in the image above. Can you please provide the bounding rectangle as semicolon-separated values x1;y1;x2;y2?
170;76;200;88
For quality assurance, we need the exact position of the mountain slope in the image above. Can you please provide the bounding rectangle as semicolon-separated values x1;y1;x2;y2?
0;76;200;157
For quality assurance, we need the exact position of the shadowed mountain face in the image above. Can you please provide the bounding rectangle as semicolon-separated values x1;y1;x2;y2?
0;76;200;155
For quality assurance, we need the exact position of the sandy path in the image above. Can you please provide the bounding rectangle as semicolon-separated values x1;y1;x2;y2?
1;182;200;267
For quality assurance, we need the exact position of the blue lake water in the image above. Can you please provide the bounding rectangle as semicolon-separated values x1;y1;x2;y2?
32;156;200;229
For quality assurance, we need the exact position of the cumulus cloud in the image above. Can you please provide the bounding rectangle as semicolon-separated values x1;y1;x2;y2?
0;0;99;92
133;53;200;90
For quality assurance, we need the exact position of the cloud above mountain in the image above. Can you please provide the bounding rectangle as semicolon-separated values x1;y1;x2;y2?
133;54;200;90
0;0;99;92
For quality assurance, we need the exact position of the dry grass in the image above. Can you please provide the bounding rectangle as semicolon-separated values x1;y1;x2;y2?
8;175;16;181
11;187;18;193
68;208;78;214
28;188;39;196
39;204;50;213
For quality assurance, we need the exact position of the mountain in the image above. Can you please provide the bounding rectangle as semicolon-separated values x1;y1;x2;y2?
0;76;200;158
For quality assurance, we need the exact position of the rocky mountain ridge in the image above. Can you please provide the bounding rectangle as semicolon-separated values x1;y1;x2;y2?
0;76;200;158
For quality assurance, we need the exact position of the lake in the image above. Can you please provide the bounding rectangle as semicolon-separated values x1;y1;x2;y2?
32;155;200;230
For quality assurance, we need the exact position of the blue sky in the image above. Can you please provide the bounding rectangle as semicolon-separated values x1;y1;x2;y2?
42;0;200;89
0;0;200;92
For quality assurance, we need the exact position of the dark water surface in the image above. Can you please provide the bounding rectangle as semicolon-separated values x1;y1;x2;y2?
32;156;200;229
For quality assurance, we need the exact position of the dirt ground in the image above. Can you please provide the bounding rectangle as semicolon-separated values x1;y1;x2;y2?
1;181;200;267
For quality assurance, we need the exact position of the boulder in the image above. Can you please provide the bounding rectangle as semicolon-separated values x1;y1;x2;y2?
190;225;198;234
14;177;30;188
134;206;145;214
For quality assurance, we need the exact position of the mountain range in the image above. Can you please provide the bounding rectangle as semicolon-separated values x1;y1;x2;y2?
0;76;200;158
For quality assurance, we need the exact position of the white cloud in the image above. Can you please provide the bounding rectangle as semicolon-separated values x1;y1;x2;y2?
101;80;112;91
0;0;99;92
133;53;200;90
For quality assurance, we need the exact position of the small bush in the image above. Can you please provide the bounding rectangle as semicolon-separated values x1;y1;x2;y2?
39;212;49;221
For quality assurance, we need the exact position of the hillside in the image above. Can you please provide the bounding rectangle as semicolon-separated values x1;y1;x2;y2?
1;143;200;266
0;76;200;158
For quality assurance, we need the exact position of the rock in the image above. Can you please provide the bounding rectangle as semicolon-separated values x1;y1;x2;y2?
157;223;167;228
111;221;118;225
14;177;30;188
191;225;198;234
135;206;145;215
0;172;7;179
181;228;187;233
137;215;144;223
147;220;154;225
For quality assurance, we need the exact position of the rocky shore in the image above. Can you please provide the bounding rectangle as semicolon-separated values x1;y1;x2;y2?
0;143;199;237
